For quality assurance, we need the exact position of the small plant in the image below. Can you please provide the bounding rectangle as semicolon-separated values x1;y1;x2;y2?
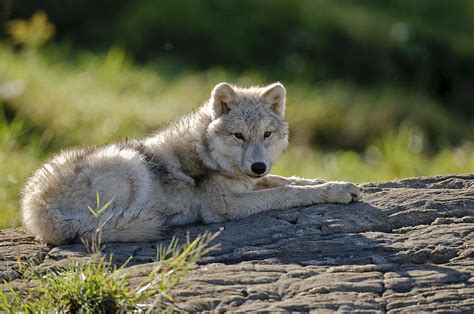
137;232;220;310
0;192;220;312
82;191;114;255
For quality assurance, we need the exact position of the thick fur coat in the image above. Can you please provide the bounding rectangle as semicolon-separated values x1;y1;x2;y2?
21;83;361;245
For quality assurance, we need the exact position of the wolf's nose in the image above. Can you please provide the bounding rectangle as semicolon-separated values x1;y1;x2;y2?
251;162;267;175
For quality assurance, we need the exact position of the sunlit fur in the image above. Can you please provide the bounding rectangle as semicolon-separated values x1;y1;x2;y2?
21;82;361;245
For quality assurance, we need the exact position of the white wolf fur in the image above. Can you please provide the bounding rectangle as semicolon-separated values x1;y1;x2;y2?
21;83;361;245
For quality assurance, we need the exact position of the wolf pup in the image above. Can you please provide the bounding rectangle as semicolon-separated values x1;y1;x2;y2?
21;83;361;245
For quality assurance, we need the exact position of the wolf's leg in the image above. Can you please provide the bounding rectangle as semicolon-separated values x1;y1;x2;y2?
204;181;361;222
255;174;326;189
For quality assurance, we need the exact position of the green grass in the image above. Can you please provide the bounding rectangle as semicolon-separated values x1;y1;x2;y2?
275;128;474;183
0;104;45;228
0;42;473;228
0;231;219;312
1;196;219;311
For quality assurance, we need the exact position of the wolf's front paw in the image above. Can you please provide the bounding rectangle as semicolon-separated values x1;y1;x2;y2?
325;182;361;204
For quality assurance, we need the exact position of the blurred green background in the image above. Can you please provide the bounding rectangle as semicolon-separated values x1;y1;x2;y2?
0;0;473;228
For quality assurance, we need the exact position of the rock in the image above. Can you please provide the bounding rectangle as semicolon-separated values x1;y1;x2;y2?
1;173;474;312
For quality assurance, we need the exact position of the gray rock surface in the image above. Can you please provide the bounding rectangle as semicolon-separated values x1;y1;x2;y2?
1;173;474;312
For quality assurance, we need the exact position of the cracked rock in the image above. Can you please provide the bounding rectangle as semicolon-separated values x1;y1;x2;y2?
1;173;474;312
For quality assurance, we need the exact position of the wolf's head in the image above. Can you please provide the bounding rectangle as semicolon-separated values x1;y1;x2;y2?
204;82;289;178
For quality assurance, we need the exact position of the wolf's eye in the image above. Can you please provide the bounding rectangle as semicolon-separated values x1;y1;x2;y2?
234;133;244;140
264;131;272;138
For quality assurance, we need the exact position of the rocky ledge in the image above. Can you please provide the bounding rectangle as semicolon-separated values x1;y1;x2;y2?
1;173;474;312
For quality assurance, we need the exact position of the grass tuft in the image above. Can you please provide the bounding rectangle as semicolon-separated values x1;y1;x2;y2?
0;193;220;312
1;231;219;312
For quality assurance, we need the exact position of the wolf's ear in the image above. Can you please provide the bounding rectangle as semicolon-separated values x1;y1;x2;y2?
210;82;237;119
260;83;286;117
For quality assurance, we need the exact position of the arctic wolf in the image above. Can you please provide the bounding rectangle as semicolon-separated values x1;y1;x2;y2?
21;82;361;245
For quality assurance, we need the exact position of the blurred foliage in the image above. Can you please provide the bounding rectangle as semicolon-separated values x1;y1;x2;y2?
0;42;473;228
4;0;474;116
6;11;55;49
0;3;473;228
